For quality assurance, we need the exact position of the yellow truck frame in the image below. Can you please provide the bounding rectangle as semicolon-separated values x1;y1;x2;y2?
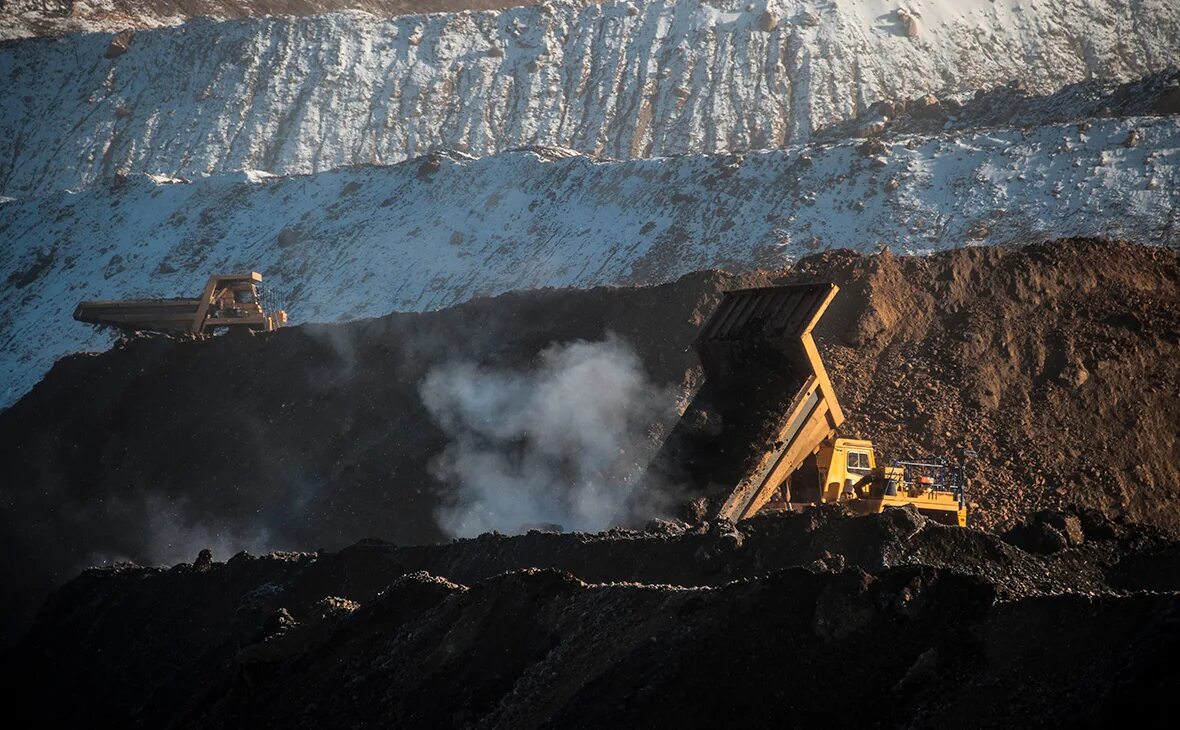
74;272;287;336
651;282;968;527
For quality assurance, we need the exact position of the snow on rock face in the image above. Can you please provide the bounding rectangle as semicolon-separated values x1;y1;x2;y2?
3;0;1179;198
3;115;1178;409
0;0;543;40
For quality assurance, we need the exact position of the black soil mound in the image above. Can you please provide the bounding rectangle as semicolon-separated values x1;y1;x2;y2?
7;507;1180;728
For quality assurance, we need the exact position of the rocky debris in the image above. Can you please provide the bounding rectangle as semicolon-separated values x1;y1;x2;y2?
908;93;950;121
1003;510;1087;554
857;137;888;156
5;507;1179;728
965;221;990;240
1060;361;1090;387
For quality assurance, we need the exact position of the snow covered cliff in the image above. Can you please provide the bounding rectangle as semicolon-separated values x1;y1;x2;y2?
3;115;1177;408
3;0;1179;197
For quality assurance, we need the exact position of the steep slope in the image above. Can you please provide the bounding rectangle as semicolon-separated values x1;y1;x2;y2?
4;115;1178;409
2;240;1178;644
3;0;1179;197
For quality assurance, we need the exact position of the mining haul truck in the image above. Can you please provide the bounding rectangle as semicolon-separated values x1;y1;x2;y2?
648;282;969;526
74;272;287;336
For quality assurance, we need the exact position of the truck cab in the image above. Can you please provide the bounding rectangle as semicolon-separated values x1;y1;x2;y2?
813;438;967;526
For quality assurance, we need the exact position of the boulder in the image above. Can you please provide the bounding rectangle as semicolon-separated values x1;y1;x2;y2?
105;30;134;59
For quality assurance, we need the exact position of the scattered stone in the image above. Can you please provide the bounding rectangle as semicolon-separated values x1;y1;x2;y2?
105;30;134;59
1060;362;1089;387
909;94;944;120
966;222;990;240
417;155;442;180
858;119;889;137
193;549;213;572
896;9;920;39
858;138;888;156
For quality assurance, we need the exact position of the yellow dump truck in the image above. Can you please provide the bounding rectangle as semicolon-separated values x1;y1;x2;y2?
74;272;287;336
649;283;968;526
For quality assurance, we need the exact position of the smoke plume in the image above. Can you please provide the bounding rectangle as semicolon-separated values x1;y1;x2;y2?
420;335;674;537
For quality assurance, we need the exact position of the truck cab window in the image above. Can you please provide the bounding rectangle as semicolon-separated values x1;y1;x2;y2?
848;451;870;472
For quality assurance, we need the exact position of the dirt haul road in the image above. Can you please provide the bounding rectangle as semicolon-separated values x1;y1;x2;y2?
0;238;1178;645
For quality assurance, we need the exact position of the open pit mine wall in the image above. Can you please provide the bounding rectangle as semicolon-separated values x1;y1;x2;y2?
3;116;1178;409
3;0;1180;197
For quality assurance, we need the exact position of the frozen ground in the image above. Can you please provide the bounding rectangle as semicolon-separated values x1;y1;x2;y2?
2;115;1177;408
3;0;1179;197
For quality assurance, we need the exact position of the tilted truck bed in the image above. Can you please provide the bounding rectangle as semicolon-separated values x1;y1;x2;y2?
645;283;844;521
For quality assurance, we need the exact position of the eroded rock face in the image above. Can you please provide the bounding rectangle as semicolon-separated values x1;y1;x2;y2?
3;0;1179;197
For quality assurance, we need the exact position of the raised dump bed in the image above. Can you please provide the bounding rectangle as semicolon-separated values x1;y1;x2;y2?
647;283;844;521
648;281;968;526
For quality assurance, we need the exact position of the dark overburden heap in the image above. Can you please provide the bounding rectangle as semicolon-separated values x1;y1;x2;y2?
7;506;1180;728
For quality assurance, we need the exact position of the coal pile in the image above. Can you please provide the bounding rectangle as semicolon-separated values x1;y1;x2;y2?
0;269;766;643
7;506;1180;728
